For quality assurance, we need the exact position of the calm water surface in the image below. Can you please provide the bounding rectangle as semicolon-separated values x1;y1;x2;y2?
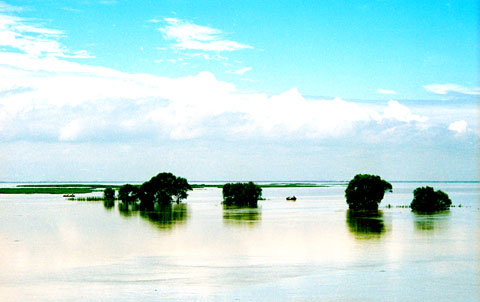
0;182;478;301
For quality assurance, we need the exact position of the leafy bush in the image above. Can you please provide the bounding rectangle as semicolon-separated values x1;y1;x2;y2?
222;182;262;207
103;187;115;201
345;174;392;210
410;186;451;212
139;172;192;210
118;184;140;204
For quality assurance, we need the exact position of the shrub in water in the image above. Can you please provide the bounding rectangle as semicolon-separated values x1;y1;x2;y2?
345;174;392;211
222;182;262;207
410;186;451;212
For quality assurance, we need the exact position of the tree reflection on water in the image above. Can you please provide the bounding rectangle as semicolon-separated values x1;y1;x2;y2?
346;209;386;239
115;201;188;230
103;199;115;210
412;211;450;232
223;205;261;226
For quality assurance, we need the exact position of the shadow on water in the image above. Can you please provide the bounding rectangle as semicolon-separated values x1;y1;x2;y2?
346;210;387;239
115;201;188;230
412;211;450;232
103;199;115;210
223;205;261;226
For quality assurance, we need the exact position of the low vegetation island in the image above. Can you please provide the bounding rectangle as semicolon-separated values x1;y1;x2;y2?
222;182;263;207
345;174;393;211
410;186;452;212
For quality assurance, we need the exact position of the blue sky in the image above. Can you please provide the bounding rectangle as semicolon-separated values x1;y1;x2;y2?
0;0;478;181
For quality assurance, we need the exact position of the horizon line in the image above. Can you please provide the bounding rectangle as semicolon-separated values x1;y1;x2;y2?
1;180;478;184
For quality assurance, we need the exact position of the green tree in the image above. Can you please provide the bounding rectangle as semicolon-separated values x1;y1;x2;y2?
103;187;115;201
345;174;392;211
222;182;262;207
103;187;115;209
410;186;452;212
118;184;139;204
139;172;192;210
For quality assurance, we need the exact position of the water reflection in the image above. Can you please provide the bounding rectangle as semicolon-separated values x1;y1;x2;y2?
103;199;115;210
223;206;261;226
413;211;450;232
346;210;386;239
141;204;188;229
116;201;188;229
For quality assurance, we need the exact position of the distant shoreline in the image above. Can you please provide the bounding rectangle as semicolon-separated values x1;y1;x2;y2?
0;180;478;184
0;181;477;195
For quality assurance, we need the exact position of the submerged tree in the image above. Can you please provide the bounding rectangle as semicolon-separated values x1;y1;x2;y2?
138;172;192;210
103;187;115;200
410;186;452;212
103;187;116;208
118;184;140;204
222;182;262;207
345;174;392;211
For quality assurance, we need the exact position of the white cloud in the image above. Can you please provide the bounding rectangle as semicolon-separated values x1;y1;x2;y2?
0;51;435;142
59;120;83;141
424;84;480;95
0;7;91;58
382;100;428;123
377;88;396;94
448;120;468;134
230;67;252;75
160;18;252;52
0;1;21;12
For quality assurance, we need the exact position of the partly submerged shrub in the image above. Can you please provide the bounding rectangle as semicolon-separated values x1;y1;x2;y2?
345;174;392;211
410;186;451;212
222;182;262;207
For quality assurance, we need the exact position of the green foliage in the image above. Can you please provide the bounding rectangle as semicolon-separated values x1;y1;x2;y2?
345;174;392;210
0;187;97;194
191;183;332;189
138;172;192;210
103;187;115;201
222;182;262;207
410;186;452;212
67;197;104;201
0;184;122;195
118;184;140;204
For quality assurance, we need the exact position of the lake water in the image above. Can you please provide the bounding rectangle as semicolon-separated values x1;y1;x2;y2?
0;182;478;301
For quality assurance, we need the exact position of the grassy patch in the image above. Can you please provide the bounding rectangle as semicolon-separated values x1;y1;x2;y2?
0;187;98;194
192;183;334;189
17;184;122;189
0;184;119;194
0;182;339;194
67;197;106;201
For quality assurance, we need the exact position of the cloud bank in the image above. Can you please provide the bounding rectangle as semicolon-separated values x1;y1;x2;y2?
0;51;437;144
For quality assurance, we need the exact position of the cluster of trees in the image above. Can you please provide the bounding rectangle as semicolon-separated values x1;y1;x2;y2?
410;186;452;212
345;174;452;213
102;172;453;215
222;182;263;207
103;187;116;208
103;174;264;211
104;172;192;211
345;174;392;211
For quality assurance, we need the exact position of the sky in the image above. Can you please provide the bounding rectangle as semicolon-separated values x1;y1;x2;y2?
0;0;478;182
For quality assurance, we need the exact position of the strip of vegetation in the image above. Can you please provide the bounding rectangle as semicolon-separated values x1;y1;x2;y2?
17;184;122;188
192;183;334;189
0;184;123;194
67;197;106;202
0;188;98;194
0;182;336;194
